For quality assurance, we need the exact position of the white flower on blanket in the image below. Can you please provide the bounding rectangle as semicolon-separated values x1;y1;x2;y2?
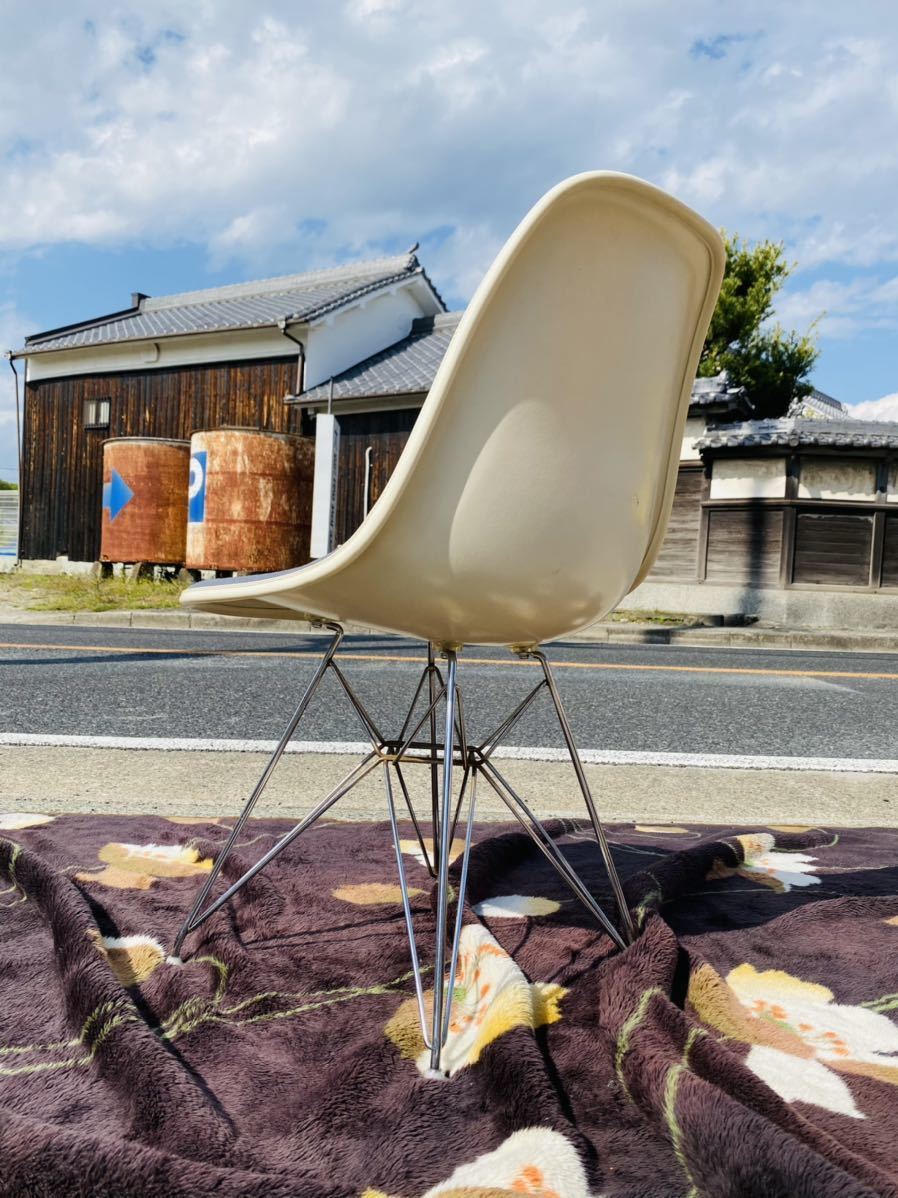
0;813;54;830
94;933;167;986
709;833;821;893
690;962;898;1120
423;1126;590;1196
473;894;560;919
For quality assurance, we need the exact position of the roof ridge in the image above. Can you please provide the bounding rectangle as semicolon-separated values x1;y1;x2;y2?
410;310;464;334
143;253;416;312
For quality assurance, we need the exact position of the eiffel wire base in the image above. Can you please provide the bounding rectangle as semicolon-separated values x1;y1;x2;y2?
171;622;636;1074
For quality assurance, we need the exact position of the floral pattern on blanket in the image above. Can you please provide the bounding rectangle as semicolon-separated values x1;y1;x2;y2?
93;932;167;986
361;1126;590;1198
76;842;213;890
690;961;898;1119
707;832;822;893
385;924;565;1077
0;813;54;831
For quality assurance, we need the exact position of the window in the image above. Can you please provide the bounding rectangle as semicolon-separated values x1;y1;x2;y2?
83;397;111;428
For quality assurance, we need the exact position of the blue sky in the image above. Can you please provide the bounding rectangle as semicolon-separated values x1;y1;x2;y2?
2;1;898;480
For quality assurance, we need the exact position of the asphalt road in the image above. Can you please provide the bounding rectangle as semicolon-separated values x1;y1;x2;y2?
2;623;898;760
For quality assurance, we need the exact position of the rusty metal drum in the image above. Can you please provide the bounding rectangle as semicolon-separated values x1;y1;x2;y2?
185;429;312;573
100;438;191;564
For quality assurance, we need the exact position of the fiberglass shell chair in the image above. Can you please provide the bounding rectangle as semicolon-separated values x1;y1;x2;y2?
173;172;725;1075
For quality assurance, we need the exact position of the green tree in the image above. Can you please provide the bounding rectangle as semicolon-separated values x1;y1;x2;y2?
699;233;818;419
0;479;17;490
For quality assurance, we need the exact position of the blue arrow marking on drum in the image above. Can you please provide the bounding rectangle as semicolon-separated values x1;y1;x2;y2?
188;451;207;523
102;469;135;522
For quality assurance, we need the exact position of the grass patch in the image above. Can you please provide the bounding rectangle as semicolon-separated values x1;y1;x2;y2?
608;609;693;625
0;572;189;612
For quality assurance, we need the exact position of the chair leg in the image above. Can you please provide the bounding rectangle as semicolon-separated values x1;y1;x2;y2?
529;649;636;944
172;623;346;958
427;643;441;876
172;753;380;957
429;649;458;1075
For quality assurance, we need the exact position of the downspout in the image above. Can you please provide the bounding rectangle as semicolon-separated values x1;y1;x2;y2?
277;319;306;397
5;352;22;568
363;445;373;519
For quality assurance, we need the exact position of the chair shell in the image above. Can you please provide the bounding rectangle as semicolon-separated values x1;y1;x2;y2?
181;172;725;647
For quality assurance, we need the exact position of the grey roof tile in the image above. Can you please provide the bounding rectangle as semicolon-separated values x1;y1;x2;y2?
697;417;898;452
21;253;443;354
690;371;748;407
786;389;850;420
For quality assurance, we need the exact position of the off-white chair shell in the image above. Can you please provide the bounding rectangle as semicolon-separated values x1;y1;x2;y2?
180;172;725;646
173;173;725;1076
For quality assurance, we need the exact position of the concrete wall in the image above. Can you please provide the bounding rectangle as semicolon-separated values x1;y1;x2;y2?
620;577;898;629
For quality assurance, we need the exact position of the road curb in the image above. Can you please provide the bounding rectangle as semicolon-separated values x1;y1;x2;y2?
0;606;897;653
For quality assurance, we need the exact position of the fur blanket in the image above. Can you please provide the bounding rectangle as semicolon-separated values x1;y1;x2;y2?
1;811;898;1197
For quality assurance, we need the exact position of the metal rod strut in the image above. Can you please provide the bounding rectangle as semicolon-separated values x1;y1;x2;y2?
527;649;635;943
174;753;379;953
479;760;627;951
172;623;344;956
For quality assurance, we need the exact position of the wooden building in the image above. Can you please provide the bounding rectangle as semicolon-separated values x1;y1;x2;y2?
618;394;898;627
12;254;444;564
695;414;898;593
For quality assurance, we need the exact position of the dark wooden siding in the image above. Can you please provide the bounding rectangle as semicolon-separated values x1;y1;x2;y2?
333;408;418;546
647;465;703;580
792;511;874;586
882;514;898;589
704;507;784;585
21;357;305;562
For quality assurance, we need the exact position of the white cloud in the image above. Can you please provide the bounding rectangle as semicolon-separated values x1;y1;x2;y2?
849;393;898;422
1;1;898;346
776;271;898;341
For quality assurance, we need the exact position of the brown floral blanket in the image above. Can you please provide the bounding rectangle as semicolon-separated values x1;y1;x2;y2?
1;811;898;1197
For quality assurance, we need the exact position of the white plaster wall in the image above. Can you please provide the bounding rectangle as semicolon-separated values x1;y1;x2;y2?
680;416;706;462
24;327;301;381
887;463;898;503
798;459;876;501
303;287;426;389
709;457;787;499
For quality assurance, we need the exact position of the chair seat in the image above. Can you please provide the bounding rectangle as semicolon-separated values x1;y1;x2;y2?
179;543;611;647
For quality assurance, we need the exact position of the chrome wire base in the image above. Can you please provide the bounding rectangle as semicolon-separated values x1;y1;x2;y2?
171;626;635;1072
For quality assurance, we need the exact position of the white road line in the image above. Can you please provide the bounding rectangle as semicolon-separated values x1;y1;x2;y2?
0;731;896;773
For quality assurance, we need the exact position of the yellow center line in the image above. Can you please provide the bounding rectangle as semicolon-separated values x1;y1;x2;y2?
0;640;897;681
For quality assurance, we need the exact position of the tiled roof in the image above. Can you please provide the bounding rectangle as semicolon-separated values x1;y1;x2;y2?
298;312;463;402
20;254;443;354
697;417;898;452
786;389;850;420
690;371;752;413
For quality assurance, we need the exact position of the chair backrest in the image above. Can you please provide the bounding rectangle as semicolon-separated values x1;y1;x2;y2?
326;173;725;645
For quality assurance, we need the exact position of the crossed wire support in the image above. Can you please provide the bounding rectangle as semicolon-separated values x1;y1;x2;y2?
171;623;636;1075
